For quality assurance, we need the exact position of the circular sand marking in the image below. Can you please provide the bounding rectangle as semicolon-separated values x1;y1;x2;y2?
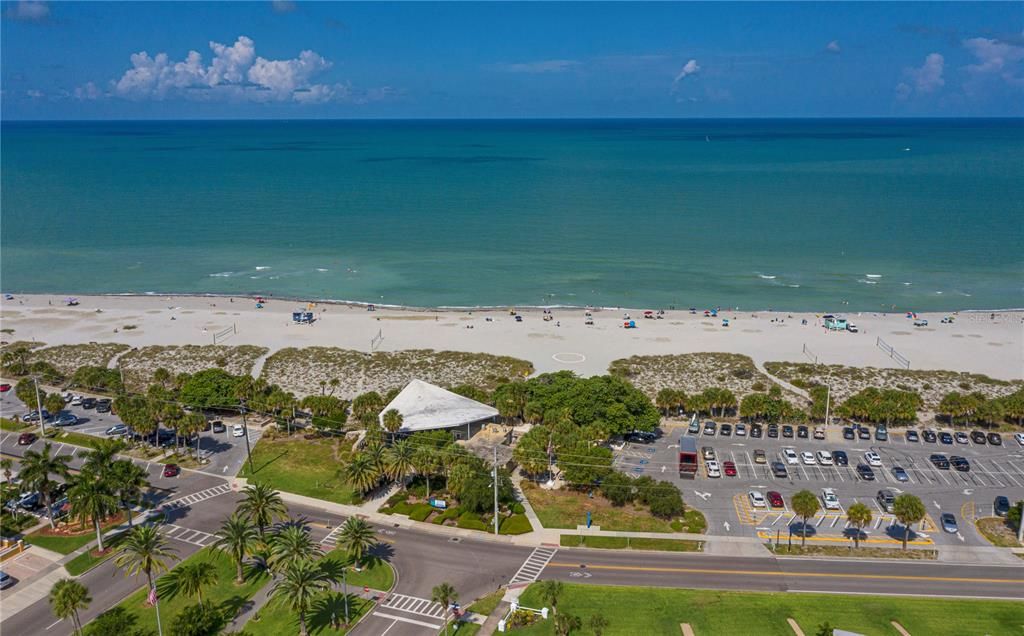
552;352;586;364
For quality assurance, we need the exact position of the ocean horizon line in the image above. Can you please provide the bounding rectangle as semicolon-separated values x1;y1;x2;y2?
3;116;1024;124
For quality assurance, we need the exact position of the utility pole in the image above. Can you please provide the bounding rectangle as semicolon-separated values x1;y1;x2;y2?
1017;501;1023;544
493;446;499;536
823;368;833;426
33;376;47;437
239;398;254;474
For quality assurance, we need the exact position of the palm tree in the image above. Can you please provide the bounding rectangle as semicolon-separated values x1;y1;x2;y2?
168;561;218;607
382;409;403;443
67;469;118;551
114;524;177;592
385;440;416;489
412;447;439;499
19;442;72;529
791;490;820;548
333;516;376;623
536;580;563;615
1;457;13;484
49;578;91;636
270;559;331;636
343;453;380;495
364;442;388;476
212;512;260;584
432;582;458;636
269;523;323;572
238;482;288;540
108;460;150;528
554;613;582;636
845;502;873;549
82;438;125;476
893;494;927;550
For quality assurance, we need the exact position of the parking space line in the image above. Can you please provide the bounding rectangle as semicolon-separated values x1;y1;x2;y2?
990;459;1022;488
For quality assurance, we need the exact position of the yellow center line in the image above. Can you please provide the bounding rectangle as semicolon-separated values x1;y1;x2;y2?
546;562;1022;585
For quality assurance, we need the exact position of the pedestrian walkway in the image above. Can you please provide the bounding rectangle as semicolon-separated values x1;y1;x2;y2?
374;592;445;630
509;547;557;586
162;483;232;510
320;523;346;548
162;524;216;547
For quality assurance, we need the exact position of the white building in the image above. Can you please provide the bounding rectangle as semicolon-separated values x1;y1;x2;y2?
379;379;499;440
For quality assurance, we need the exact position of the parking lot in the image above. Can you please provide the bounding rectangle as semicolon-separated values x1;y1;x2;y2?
1;389;261;478
614;420;1024;547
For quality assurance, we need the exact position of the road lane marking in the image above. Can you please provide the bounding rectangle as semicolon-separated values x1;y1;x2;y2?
372;612;442;629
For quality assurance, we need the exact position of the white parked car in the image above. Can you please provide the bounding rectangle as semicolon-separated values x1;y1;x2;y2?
800;451;816;465
821;488;841;510
70;395;83;406
232;424;246;438
1015;432;1024;447
816;450;834;465
813;427;826;440
748;491;766;508
706;460;721;478
864;451;882;467
783;448;799;465
735;424;747;437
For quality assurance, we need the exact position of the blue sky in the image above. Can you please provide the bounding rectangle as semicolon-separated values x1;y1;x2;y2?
2;1;1022;119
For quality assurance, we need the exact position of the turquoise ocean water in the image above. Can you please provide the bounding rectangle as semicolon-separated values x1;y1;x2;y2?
2;119;1022;311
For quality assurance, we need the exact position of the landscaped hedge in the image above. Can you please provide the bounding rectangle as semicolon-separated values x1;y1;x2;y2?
408;503;435;522
457;511;489;531
511;502;526;514
499;514;532;535
432;506;463;525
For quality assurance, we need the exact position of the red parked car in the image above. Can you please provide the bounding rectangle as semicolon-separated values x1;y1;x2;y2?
0;383;12;392
162;464;180;478
17;432;36;445
767;491;785;508
723;461;737;477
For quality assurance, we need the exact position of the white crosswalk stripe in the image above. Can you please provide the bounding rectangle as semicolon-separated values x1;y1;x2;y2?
163;483;232;510
320;524;345;547
509;547;557;585
378;593;447;620
162;523;216;547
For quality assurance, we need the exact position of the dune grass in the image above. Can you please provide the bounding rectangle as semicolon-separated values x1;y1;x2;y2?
237;433;360;505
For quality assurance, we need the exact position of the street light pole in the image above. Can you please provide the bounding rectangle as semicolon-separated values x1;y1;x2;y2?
823;368;833;426
239;398;254;474
493;446;500;536
33;376;47;437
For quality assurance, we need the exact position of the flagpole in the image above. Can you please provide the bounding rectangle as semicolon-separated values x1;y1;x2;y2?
152;587;164;636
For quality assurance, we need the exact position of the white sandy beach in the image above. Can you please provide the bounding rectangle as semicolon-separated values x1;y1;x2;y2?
1;294;1021;381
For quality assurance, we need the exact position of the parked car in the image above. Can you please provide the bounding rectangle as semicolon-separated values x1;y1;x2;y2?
842;427;855;440
18;492;40;510
846;323;858;333
930;454;950;469
813;427;826;440
687;419;700;434
70;395;83;406
753;449;767;464
857;426;871;440
105;424;127;436
723;461;737;477
816;450;833;465
821;488;840;510
782;425;794;438
994;496;1010;517
863;451;882;467
52;413;79;427
939;432;954;445
832;450;848;466
875;425;888;442
719;424;732;437
767;491;784;508
905;429;920;443
703;421;717;436
162;464;180;478
232;424;246;438
81;398;97;409
856;464;875;481
970;431;988;445
735;423;746;437
771;462;788;478
797;425;809;439
21;410;50;423
0;570;15;589
923;429;937;443
17;433;36;445
0;383;11;393
876;489;895;513
950;456;970;472
767;424;779;438
96;399;112;413
1015;432;1024;447
800;451;816;465
987;433;1002;446
750;424;763;438
705;460;721;478
891;466;909;482
211;420;226;434
955;431;969;444
627;431;657;444
702;447;715;460
783;448;799;465
940;513;958;534
748;491;766;508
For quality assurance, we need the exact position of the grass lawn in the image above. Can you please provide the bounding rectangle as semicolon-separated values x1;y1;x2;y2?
323;548;395;591
447;622;481;636
64;533;126;576
466;589;504;617
1;417;29;432
559;535;702;552
24;512;126;554
976;517;1022;548
768;543;937;560
50;429;106;450
86;548;268;635
244;593;374;636
672;509;707;534
515;583;1024;635
237;433;360;505
522;483;673;533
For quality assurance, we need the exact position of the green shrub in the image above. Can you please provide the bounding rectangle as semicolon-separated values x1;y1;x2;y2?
750;381;767;392
432;506;463;525
511;502;526;514
499;514;532;535
670;520;683;532
457;511;489;531
387;500;416;516
408;503;435;522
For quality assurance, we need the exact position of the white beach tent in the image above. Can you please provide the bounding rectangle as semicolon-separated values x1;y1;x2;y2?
380;379;499;438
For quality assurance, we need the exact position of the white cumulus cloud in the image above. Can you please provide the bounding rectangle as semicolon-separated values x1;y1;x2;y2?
963;36;1024;87
4;0;49;21
271;0;296;13
826;40;841;53
73;82;102;100
896;52;944;99
674;59;700;83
